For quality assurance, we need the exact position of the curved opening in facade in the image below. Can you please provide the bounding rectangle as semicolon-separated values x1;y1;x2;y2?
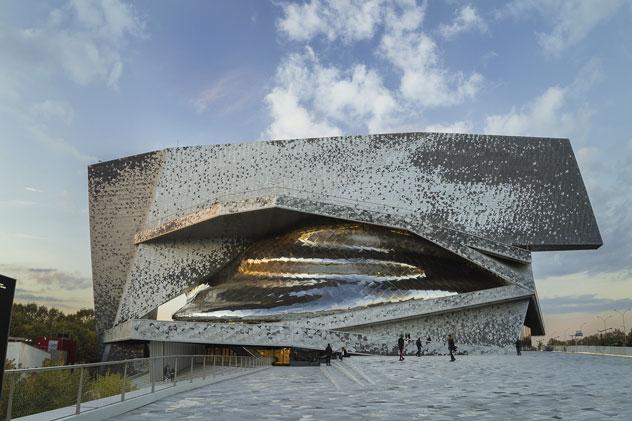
172;221;508;322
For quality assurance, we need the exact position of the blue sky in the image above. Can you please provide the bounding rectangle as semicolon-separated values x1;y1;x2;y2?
1;0;631;340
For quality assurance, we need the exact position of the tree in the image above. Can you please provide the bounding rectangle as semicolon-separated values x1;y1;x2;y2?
8;304;97;363
1;360;136;419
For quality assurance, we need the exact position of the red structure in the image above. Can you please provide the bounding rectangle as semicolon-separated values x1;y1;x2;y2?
35;335;77;365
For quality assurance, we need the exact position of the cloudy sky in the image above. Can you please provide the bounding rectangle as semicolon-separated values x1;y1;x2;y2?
1;0;631;340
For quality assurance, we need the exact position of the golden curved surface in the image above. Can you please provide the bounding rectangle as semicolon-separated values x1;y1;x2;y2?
173;222;506;321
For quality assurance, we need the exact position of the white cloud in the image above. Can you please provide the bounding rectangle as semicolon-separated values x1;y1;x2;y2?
500;0;627;56
439;4;487;39
71;0;143;40
277;0;384;42
267;0;484;138
276;0;483;107
576;146;601;169
311;64;397;132
265;88;341;141
25;187;44;193
31;100;75;126
13;0;144;89
192;70;261;115
538;0;625;56
485;86;571;136
27;124;97;162
0;200;39;208
264;48;399;140
568;58;604;96
0;264;93;310
13;232;48;241
424;120;473;134
378;2;483;107
193;74;239;114
484;59;601;140
379;30;482;107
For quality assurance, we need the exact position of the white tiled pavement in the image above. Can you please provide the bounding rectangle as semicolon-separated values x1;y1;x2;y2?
114;353;632;420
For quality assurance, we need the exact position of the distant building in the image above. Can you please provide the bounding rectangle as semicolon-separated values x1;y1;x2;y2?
6;338;50;368
88;132;601;362
35;336;77;365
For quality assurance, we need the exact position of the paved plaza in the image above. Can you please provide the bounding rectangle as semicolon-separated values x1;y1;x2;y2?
115;353;631;420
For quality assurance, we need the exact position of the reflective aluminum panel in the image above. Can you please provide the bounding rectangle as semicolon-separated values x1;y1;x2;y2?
173;222;507;321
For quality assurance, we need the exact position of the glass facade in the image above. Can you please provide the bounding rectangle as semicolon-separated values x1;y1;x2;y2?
173;222;507;322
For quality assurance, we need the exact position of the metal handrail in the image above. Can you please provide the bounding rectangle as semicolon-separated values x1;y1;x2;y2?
4;353;234;375
2;354;272;420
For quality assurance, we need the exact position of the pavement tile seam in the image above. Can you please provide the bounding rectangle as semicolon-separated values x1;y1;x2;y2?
113;353;632;421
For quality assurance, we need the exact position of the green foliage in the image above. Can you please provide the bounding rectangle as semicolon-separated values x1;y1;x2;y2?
547;328;632;347
1;362;137;419
84;371;136;401
8;303;97;363
1;304;142;418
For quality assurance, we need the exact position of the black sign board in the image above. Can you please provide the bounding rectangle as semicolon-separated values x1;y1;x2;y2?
0;274;16;399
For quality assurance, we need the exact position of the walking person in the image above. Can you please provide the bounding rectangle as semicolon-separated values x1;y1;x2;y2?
325;343;333;366
416;337;422;357
398;334;406;361
515;338;522;356
447;334;457;362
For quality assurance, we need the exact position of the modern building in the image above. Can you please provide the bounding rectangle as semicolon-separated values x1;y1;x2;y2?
88;132;601;362
6;338;51;368
35;335;78;365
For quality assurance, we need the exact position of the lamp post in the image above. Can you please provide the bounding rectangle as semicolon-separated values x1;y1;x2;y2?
579;322;589;335
596;315;612;346
576;322;589;351
613;309;630;346
561;328;572;350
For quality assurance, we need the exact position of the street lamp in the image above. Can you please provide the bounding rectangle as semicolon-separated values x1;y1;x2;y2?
575;322;589;351
614;309;630;346
579;322;589;332
596;315;612;346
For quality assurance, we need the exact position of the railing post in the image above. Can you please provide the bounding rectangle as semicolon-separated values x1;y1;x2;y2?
190;356;194;383
174;358;178;386
202;355;206;380
121;362;128;402
151;358;155;393
75;367;85;415
5;373;15;421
